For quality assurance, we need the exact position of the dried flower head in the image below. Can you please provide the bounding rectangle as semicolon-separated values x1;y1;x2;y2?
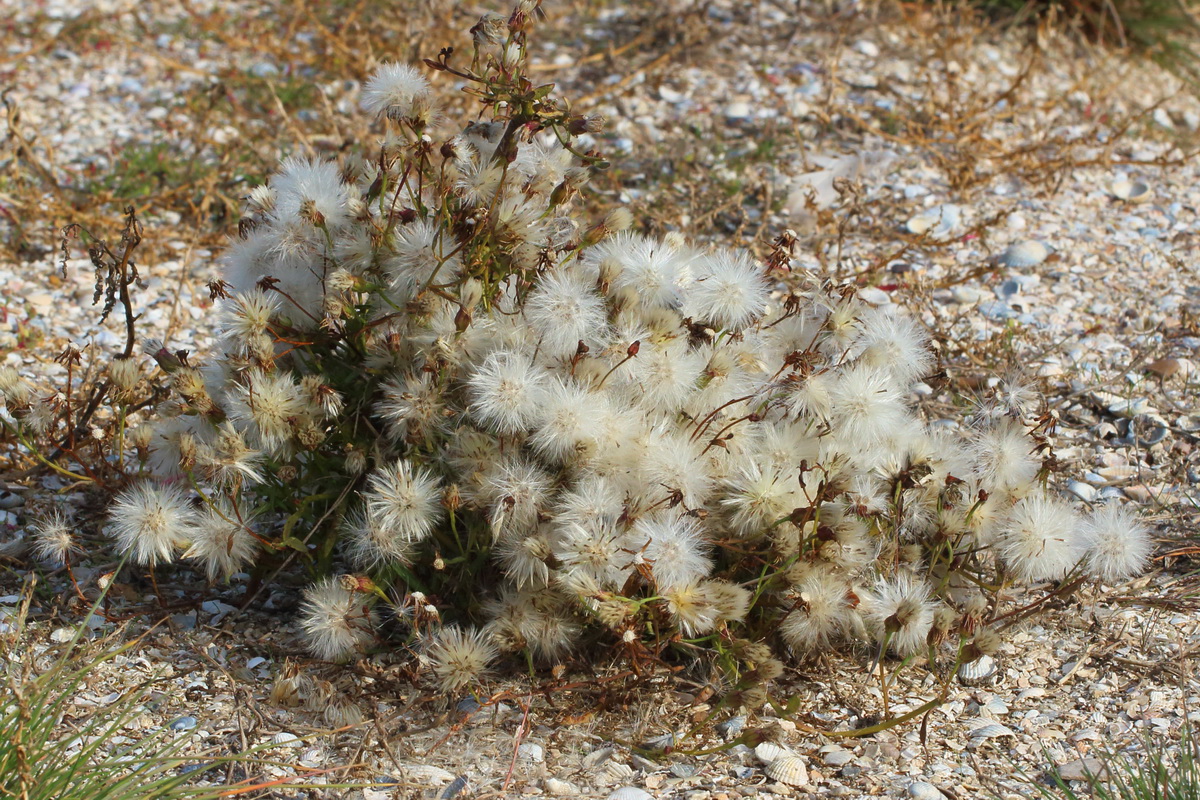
426;625;498;692
299;577;377;661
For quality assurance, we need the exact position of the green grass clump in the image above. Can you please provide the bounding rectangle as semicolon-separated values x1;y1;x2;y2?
1033;726;1200;800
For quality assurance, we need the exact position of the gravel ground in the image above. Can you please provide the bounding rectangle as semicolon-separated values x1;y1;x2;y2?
2;1;1199;798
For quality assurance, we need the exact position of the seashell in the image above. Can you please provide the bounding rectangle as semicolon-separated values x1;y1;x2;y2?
1107;398;1151;417
640;732;676;751
440;775;469;799
399;763;456;784
169;716;197;732
906;204;961;237
517;742;544;762
1066;481;1097;503
968;720;1016;739
1127;414;1169;446
1111;179;1151;203
755;741;793;764
995;240;1052;268
1096;465;1140;481
670;763;699;778
716;715;746;739
270;731;303;748
601;762;635;782
582;746;614;769
606;788;652;800
764;755;809;786
544;778;579;796
957;655;998;686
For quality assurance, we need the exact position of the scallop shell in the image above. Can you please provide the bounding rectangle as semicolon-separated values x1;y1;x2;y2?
957;654;998;686
755;741;794;764
764;755;810;786
270;731;302;748
968;720;1016;739
606;789;652;800
906;204;961;237
995;240;1052;268
1111;178;1151;203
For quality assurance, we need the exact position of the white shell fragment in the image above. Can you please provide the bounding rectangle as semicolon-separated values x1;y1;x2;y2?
957;654;998;686
270;731;303;748
1110;178;1152;203
906;204;961;237
764;755;810;786
995;240;1052;268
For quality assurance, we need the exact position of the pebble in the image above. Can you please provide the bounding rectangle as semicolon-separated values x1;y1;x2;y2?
996;240;1052;267
908;781;943;800
823;749;855;767
1054;757;1107;782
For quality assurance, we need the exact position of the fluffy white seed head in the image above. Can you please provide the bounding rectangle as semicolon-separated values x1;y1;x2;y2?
31;510;80;566
828;364;908;449
524;269;609;360
850;307;933;387
1081;503;1152;584
426;625;498;692
364;460;443;545
298;577;377;661
271;156;353;230
108;482;195;567
183;499;258;581
970;418;1039;497
683;250;770;331
630;512;712;592
360;63;433;122
780;570;852;651
998;492;1084;583
467;350;550;435
860;572;936;656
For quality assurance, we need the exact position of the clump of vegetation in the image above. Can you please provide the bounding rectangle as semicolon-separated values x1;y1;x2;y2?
0;0;1155;732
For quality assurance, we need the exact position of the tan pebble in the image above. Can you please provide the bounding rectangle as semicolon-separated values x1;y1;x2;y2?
1146;357;1180;379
